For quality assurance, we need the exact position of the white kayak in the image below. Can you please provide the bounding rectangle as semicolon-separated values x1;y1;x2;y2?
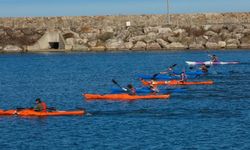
186;61;240;66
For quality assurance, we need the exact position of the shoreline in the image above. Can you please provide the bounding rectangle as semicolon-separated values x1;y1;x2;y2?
0;48;249;54
1;12;250;53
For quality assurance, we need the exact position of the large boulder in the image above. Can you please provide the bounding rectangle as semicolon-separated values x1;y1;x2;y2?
240;43;250;49
167;36;178;43
210;25;223;33
187;26;205;36
219;29;232;40
180;36;194;46
158;27;172;34
195;36;207;45
205;42;220;49
146;42;162;50
144;32;157;43
124;42;134;50
116;30;130;41
173;29;186;35
101;26;114;33
73;45;89;51
105;39;125;50
12;30;24;38
168;42;188;49
128;26;144;36
0;29;6;35
144;27;159;34
233;25;245;33
226;39;240;45
3;45;22;52
90;46;106;51
86;33;98;40
132;41;147;50
205;31;218;37
240;35;250;44
189;42;205;49
98;32;114;42
21;28;34;35
88;40;98;47
202;25;212;31
243;29;250;36
226;39;240;49
156;39;169;49
208;35;221;43
227;25;238;32
76;38;88;45
232;33;243;40
226;43;238;49
218;41;226;48
128;35;146;43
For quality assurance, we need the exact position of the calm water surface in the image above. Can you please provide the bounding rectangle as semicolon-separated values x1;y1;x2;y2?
0;50;250;149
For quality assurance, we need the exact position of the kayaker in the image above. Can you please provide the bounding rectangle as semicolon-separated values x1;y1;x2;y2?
149;78;157;86
180;71;187;82
125;84;136;95
34;98;47;112
209;54;219;62
200;64;208;73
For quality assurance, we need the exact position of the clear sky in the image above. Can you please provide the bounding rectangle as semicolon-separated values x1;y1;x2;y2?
0;0;249;17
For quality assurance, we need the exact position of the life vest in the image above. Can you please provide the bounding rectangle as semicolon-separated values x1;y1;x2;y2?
41;102;47;112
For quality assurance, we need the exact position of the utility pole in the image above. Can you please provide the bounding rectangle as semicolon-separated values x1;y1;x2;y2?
167;0;171;24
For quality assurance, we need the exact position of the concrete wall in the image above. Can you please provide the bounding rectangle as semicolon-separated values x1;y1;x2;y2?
27;30;65;51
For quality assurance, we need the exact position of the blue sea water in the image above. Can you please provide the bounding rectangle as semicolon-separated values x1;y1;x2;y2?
0;50;250;150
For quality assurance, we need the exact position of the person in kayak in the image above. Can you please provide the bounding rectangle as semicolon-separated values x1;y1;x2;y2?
200;64;208;73
209;54;219;62
34;98;47;112
180;71;187;82
123;84;136;95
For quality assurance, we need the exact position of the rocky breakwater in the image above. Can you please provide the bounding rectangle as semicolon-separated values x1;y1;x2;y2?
0;27;45;52
0;12;250;52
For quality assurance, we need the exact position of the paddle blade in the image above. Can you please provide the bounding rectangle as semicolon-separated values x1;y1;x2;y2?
171;64;177;68
152;73;159;79
112;79;118;85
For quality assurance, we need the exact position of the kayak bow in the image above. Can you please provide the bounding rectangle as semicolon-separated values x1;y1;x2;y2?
0;109;85;116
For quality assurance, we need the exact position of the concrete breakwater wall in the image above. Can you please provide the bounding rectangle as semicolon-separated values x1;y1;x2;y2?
0;12;250;52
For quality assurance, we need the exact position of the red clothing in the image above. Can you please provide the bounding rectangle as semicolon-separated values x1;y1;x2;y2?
41;102;47;112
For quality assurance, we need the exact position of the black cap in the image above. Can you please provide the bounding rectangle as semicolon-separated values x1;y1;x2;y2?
127;84;133;89
35;98;41;103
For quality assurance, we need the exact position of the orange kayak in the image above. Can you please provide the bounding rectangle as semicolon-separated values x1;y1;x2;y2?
0;109;85;116
84;93;170;101
141;79;213;86
0;109;16;115
17;109;85;116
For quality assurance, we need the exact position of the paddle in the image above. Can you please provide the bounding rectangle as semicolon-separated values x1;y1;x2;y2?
112;79;127;91
153;64;177;78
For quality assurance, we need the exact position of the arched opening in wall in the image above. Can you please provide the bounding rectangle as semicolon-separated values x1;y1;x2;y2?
49;42;59;49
